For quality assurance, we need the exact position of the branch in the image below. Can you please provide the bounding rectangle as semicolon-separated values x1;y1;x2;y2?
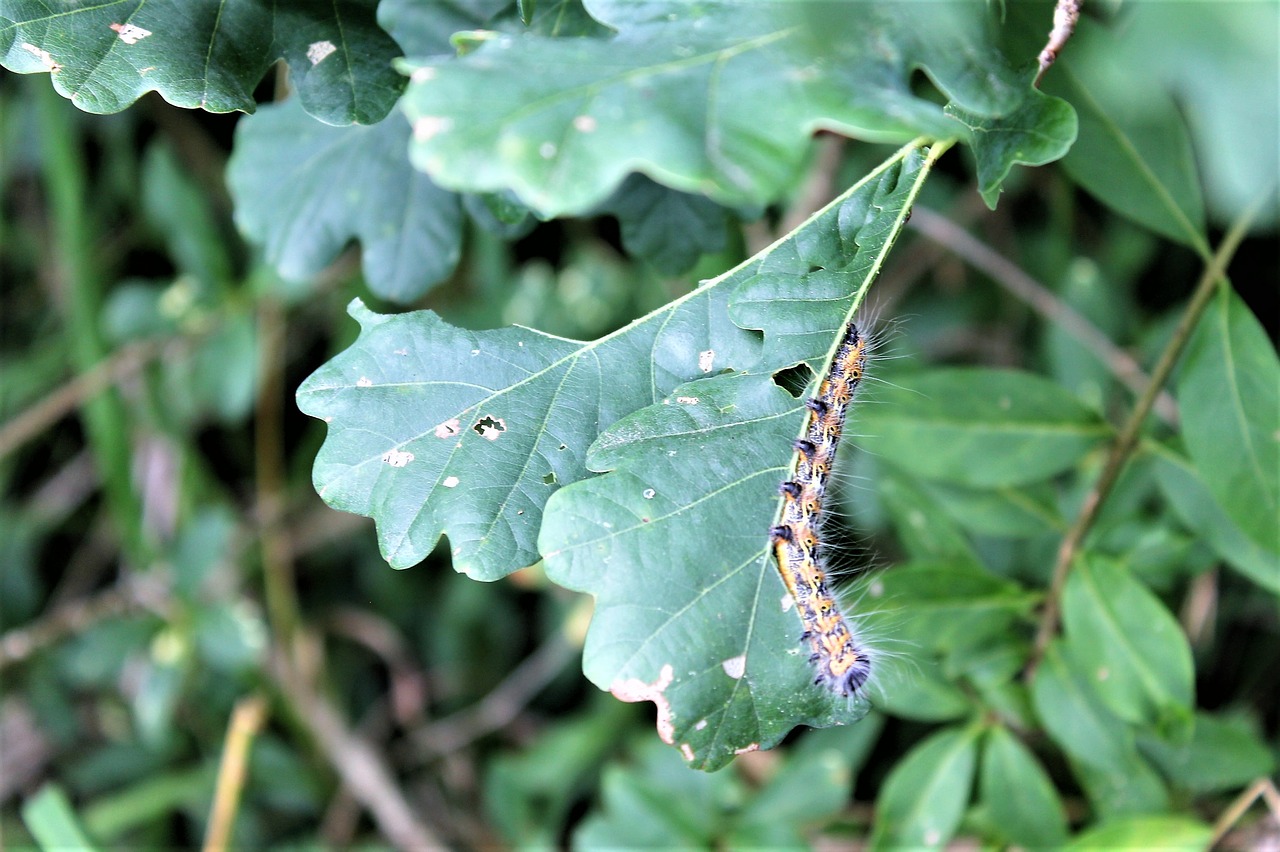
272;649;444;851
0;338;167;462
1025;200;1260;677
910;205;1180;426
412;633;576;759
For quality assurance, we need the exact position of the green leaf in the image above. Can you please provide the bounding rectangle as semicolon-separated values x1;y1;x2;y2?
1030;641;1134;773
867;561;1035;657
733;720;884;847
401;0;1029;216
80;764;217;842
857;368;1111;487
298;144;929;582
21;785;101;852
1046;23;1208;253
866;654;971;724
1071;752;1171;821
1065;816;1212;851
1061;556;1194;738
0;0;403;124
573;739;737;848
920;479;1063;538
1139;711;1277;794
595;175;730;275
1112;4;1280;225
1178;287;1280;563
542;373;875;769
869;725;981;850
946;86;1078;209
485;698;635;846
980;726;1068;848
876;467;982;565
228;99;462;303
1150;442;1280;593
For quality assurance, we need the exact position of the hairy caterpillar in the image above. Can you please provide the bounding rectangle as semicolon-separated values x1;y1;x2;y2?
770;321;871;696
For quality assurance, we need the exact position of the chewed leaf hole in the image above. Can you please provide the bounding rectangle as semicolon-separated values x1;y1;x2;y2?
771;363;815;399
473;415;507;440
543;472;557;485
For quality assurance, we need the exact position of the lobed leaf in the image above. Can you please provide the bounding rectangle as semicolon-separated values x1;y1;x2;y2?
946;87;1078;209
298;144;930;582
400;0;1049;217
227;100;462;303
0;0;402;124
538;146;942;767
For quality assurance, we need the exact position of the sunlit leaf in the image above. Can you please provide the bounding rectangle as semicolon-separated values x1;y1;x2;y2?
298;145;931;583
400;0;1054;216
0;0;402;124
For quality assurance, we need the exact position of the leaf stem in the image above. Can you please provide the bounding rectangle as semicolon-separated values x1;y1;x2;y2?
1025;199;1262;678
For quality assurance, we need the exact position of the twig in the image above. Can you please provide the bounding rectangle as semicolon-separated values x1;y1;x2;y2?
1209;778;1280;849
1035;0;1082;87
909;205;1180;426
1025;200;1260;677
0;578;170;670
272;649;444;851
0;338;167;462
323;607;429;727
202;694;268;852
413;633;576;759
255;297;301;646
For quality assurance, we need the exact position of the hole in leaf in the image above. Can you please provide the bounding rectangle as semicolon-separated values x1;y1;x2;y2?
543;472;557;485
473;415;507;440
771;363;815;399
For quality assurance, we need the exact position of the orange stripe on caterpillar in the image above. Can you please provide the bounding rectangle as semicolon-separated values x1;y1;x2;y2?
769;321;871;697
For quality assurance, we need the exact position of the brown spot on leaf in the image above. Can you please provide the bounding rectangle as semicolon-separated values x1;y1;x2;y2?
610;664;675;744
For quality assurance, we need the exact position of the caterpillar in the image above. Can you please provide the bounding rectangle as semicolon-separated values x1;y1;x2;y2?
770;321;871;696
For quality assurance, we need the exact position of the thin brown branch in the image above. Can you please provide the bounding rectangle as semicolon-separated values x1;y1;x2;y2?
1034;0;1082;87
323;607;429;727
203;694;269;852
272;648;444;851
1025;201;1259;677
0;338;166;461
1209;778;1280;849
909;205;1181;426
413;634;576;759
0;578;170;670
256;298;301;646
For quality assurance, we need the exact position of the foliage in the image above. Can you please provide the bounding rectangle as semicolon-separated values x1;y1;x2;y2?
1;0;1277;848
